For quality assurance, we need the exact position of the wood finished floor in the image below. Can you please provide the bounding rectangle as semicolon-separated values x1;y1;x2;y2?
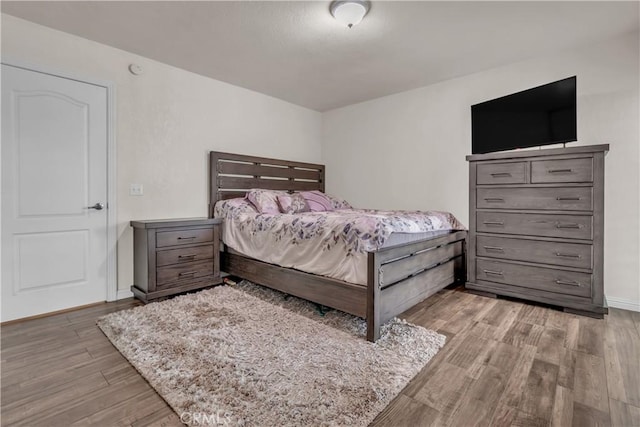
2;287;639;426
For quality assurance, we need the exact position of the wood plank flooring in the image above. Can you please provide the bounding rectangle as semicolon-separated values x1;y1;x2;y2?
2;286;639;426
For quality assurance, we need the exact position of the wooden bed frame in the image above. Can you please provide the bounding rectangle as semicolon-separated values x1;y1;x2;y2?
209;151;467;341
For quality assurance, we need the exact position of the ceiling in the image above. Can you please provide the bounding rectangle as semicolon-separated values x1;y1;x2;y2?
2;1;638;112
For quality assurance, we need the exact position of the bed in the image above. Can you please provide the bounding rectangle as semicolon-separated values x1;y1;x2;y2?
209;151;467;341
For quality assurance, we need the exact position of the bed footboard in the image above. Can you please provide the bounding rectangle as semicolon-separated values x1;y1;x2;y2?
366;230;467;342
221;231;466;343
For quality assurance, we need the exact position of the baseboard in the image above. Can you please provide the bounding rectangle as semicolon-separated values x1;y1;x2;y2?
606;296;640;312
117;289;134;300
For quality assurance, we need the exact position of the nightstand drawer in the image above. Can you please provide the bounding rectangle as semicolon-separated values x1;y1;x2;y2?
531;158;593;183
476;259;592;297
156;260;214;286
477;236;592;269
156;228;214;248
157;245;214;267
477;187;593;211
477;162;526;185
477;212;593;240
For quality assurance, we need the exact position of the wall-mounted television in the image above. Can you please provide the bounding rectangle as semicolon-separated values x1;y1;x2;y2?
471;77;577;154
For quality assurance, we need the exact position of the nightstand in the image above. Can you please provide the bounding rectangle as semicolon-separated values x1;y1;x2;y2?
130;218;223;303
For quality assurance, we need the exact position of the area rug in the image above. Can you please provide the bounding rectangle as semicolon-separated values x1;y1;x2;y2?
97;281;445;426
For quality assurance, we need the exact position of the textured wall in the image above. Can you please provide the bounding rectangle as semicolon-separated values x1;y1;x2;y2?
3;14;638;309
2;14;323;292
323;32;640;309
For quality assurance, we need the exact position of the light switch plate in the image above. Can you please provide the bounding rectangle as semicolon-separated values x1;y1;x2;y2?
130;183;143;196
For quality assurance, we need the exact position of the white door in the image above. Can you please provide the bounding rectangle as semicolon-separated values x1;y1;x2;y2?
1;64;109;321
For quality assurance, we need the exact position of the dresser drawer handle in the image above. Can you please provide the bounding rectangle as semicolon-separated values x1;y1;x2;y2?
178;271;197;277
556;223;581;229
555;252;581;259
555;279;582;287
483;221;504;226
177;236;197;240
556;197;581;201
490;172;512;177
483;269;504;276
483;246;504;252
484;198;505;202
178;254;197;259
548;168;573;174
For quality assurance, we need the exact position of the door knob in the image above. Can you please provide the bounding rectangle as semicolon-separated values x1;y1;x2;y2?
87;203;105;210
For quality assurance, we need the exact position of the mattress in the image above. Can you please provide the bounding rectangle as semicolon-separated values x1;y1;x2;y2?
214;198;465;286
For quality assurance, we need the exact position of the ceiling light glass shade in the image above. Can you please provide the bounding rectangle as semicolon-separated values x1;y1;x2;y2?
330;1;370;28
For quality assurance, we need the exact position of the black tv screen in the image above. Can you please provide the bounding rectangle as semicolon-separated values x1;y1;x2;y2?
471;77;577;154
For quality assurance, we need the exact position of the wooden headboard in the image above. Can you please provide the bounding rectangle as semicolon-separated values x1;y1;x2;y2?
209;151;325;216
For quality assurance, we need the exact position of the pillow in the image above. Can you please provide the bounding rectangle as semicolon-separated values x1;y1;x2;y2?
245;189;286;214
325;194;353;210
219;197;257;211
299;190;334;212
277;193;310;214
213;197;258;219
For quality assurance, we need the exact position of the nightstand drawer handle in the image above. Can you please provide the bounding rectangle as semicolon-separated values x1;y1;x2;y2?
548;168;573;173
483;221;504;226
178;254;197;259
483;246;504;252
556;223;581;229
483;269;503;276
555;252;581;259
178;271;197;277
555;279;582;287
490;172;512;177
177;236;196;240
484;197;505;202
556;197;581;201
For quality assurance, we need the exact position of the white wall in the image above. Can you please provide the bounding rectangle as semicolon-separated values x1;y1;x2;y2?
3;14;638;308
323;32;640;309
1;15;323;292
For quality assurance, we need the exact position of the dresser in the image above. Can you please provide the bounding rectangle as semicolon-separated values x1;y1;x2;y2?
131;218;223;302
466;144;608;317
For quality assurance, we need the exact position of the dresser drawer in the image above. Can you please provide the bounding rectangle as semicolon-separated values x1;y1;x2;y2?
156;244;214;267
477;236;592;269
476;259;591;297
477;187;593;211
156;228;214;248
477;162;526;185
156;260;214;286
531;158;593;183
477;212;593;240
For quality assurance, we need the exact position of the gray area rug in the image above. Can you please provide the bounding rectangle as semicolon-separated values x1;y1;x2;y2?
98;281;445;426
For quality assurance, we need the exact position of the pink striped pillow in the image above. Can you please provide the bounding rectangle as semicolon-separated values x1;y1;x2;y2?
300;191;334;212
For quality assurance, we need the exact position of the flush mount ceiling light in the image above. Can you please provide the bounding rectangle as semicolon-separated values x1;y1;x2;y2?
330;0;371;28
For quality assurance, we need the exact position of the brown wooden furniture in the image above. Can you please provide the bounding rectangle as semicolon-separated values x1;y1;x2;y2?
208;151;467;342
130;218;223;303
466;144;609;317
